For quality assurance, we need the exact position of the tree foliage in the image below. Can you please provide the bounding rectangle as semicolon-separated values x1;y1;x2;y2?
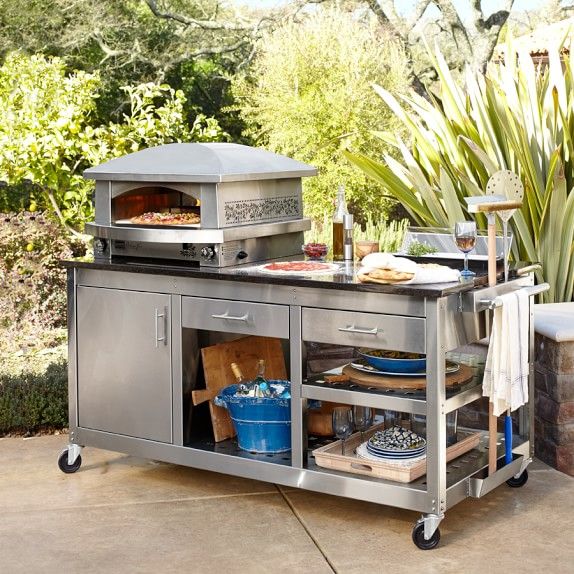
0;0;255;136
291;1;515;92
0;53;225;231
232;8;410;223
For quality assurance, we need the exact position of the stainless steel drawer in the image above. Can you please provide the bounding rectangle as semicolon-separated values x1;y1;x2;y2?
181;296;289;338
302;308;425;353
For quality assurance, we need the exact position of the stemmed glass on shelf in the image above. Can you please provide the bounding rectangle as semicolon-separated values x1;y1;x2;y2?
332;407;353;455
454;221;477;279
352;405;374;443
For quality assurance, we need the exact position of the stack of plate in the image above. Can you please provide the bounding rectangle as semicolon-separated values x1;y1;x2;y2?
365;426;426;460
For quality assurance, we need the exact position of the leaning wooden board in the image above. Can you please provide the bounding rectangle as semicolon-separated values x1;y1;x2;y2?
341;363;473;391
193;336;287;442
313;423;481;483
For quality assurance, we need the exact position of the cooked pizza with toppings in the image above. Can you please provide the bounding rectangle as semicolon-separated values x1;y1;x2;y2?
130;211;200;225
258;261;339;275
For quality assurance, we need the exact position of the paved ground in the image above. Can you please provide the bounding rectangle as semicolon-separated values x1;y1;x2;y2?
0;434;572;574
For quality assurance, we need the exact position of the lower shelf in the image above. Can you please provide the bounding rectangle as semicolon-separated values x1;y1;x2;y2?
75;425;529;512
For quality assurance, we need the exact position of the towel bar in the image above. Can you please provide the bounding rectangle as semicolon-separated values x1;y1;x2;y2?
479;283;550;310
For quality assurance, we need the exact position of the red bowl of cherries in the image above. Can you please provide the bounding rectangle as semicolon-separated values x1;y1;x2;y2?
302;243;328;260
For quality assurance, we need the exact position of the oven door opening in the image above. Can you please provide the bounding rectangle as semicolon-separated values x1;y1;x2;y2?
113;186;201;228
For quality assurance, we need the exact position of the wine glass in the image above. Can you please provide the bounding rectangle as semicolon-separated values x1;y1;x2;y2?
332;407;353;456
454;221;477;279
353;405;374;444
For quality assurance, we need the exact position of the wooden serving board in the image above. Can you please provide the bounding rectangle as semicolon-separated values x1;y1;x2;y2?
313;424;481;483
341;363;473;391
194;336;287;442
343;365;474;391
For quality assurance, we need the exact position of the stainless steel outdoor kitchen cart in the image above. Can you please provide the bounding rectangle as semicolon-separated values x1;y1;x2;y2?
58;143;545;549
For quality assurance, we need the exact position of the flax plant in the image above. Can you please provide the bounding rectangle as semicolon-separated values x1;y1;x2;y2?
345;41;574;302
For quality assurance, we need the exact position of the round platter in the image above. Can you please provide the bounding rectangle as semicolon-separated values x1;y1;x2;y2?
341;362;473;391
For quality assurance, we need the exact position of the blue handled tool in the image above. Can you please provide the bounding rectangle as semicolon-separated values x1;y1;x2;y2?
505;409;513;464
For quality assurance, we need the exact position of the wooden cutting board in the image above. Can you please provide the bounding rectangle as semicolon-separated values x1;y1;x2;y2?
193;336;287;442
341;363;473;391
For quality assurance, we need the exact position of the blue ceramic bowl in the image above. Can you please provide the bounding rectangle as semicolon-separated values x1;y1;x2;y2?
358;349;426;374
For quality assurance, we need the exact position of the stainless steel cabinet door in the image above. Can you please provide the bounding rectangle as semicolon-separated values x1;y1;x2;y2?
76;286;172;443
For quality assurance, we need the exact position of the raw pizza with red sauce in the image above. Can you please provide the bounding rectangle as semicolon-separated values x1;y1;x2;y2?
130;211;200;225
258;261;339;275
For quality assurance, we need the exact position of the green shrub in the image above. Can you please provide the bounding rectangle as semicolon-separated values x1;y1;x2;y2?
0;211;87;329
0;53;227;231
0;360;68;435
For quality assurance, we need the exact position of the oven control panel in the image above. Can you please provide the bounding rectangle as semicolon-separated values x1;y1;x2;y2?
97;231;304;267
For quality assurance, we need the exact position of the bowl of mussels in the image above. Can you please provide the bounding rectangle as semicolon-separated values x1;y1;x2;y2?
358;348;426;374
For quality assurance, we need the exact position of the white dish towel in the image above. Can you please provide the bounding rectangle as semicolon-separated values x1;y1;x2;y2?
483;290;530;416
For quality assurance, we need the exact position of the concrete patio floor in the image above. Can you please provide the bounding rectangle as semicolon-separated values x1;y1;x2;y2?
0;434;572;574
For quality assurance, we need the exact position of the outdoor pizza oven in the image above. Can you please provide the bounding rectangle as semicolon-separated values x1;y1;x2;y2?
84;143;317;267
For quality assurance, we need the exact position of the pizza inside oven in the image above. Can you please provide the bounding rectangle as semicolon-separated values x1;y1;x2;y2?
130;209;200;226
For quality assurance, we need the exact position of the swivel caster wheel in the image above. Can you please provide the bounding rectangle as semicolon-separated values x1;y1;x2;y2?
58;450;82;474
412;522;441;550
506;469;528;488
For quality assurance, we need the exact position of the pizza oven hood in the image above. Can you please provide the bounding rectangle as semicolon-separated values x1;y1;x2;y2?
83;142;317;183
83;143;317;267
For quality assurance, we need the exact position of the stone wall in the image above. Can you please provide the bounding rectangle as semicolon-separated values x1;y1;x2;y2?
535;334;574;476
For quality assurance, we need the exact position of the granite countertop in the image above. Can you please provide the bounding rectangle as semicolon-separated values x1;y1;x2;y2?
62;256;497;298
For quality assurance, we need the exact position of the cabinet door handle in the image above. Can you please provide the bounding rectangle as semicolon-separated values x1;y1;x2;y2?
211;312;249;322
155;307;167;347
338;325;380;335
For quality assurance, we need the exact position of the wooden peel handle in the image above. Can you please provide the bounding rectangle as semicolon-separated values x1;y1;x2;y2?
487;219;497;287
192;388;217;406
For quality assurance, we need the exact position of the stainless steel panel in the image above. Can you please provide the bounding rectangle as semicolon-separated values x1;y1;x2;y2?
94;181;112;225
216;179;303;228
445;386;483;413
442;294;487;351
76;286;172;443
108;231;306;268
170;295;183;446
76;269;427;315
424;298;448;517
86;218;311;244
83;143;318;183
461;277;533;312
289;306;305;468
74;427;433;512
302;308;426;353
67;269;79;434
301;384;427;415
181;296;289;338
468;456;525;498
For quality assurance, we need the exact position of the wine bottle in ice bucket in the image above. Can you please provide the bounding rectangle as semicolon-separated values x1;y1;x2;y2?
231;362;250;396
253;359;272;397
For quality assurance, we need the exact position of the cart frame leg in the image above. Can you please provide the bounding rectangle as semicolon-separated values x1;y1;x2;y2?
425;298;448;518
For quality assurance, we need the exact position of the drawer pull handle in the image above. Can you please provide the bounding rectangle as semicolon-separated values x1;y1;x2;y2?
338;325;380;335
211;312;249;322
